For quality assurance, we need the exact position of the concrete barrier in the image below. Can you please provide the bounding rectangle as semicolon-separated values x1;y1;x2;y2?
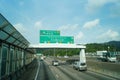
87;61;120;79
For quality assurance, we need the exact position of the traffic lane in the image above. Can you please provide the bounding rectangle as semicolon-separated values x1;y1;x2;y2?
45;58;95;80
50;65;74;80
44;59;116;80
47;64;96;80
83;71;118;80
57;65;97;80
45;57;97;80
60;64;118;80
45;57;73;80
45;57;118;80
36;61;56;80
57;57;120;79
56;66;85;80
45;59;79;80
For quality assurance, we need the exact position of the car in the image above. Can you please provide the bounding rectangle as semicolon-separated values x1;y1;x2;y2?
52;60;59;66
73;61;87;71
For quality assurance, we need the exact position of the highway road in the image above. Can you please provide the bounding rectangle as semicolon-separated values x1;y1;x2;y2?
36;57;119;80
35;60;56;80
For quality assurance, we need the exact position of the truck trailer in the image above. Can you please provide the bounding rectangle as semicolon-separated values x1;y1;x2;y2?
96;51;116;62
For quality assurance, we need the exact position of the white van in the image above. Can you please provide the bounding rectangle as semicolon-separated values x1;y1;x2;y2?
73;61;87;71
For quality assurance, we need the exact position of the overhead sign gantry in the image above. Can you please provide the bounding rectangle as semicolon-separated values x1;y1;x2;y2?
29;43;86;63
29;43;86;49
30;30;86;63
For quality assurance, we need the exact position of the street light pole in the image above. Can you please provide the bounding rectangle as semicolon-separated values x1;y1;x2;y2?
108;46;110;52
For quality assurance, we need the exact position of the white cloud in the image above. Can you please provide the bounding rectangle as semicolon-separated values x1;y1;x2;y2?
14;23;29;40
83;19;100;29
14;21;44;44
98;29;119;41
58;24;79;31
85;0;118;12
58;24;79;36
14;23;27;34
75;32;84;40
34;21;43;29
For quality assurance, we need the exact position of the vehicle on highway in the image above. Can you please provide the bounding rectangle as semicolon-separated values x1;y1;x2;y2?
52;60;59;66
73;61;87;71
96;51;117;62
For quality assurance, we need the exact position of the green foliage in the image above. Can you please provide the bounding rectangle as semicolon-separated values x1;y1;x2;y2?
86;43;116;53
36;41;120;55
36;48;80;56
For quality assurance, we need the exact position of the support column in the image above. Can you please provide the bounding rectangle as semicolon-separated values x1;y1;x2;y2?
79;48;86;63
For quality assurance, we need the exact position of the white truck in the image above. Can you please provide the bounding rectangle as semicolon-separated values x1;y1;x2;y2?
96;51;117;62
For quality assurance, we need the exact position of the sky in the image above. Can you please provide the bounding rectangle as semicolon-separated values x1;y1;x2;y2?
0;0;120;44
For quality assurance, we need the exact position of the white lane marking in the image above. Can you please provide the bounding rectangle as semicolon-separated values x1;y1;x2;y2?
34;60;40;80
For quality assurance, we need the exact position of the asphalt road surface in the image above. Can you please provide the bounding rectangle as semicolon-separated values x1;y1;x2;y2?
45;57;119;80
35;57;119;80
36;60;56;80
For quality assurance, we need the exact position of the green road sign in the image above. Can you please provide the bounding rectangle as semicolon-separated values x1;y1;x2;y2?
40;30;60;35
40;35;74;43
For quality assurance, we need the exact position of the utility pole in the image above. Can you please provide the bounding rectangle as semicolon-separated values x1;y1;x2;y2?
54;48;55;60
66;48;67;56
